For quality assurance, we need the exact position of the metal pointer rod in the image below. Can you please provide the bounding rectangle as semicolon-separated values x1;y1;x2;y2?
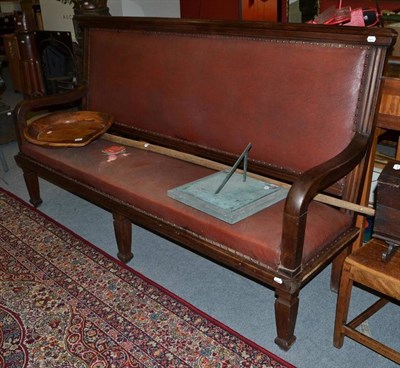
214;142;252;194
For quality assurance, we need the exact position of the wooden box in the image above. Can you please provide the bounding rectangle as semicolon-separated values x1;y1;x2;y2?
374;160;400;244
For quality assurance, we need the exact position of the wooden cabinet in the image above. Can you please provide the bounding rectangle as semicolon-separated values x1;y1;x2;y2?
2;33;23;92
374;160;400;248
2;11;45;96
242;0;279;22
180;0;240;20
180;0;287;22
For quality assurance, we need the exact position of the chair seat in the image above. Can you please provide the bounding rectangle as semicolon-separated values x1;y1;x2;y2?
333;238;400;364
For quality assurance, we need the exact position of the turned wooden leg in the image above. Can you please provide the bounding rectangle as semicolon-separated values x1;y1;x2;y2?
333;262;353;348
113;212;133;263
330;246;351;292
23;169;42;207
274;288;299;351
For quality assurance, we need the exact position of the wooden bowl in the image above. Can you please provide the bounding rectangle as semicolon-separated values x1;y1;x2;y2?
24;111;114;147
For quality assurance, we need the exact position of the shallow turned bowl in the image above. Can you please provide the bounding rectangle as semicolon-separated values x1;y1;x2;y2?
24;111;114;147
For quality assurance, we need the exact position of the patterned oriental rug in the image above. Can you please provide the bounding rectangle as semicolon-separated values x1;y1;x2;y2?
0;188;295;368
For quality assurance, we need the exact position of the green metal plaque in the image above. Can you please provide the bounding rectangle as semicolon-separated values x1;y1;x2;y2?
168;171;288;224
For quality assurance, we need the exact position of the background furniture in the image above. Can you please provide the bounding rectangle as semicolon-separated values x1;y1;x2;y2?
333;238;400;364
0;110;13;172
33;30;75;94
334;161;400;364
376;76;400;162
2;33;22;92
355;72;400;248
180;0;288;22
2;10;45;96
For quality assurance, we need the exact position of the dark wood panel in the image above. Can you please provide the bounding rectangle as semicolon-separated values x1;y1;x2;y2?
180;0;240;20
180;0;285;21
242;0;278;21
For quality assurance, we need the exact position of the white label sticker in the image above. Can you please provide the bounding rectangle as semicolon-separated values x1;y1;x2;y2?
273;276;283;284
393;164;400;170
367;36;376;43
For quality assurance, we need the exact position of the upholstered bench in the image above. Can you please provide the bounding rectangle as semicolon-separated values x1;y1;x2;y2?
13;16;396;350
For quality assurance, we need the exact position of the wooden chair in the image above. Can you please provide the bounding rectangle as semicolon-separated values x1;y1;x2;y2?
333;238;400;364
354;74;400;248
377;76;400;153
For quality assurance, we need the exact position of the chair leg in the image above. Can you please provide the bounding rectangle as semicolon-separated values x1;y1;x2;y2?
0;146;8;172
396;134;400;161
333;262;353;348
22;169;42;207
274;288;299;351
331;246;352;292
113;212;133;263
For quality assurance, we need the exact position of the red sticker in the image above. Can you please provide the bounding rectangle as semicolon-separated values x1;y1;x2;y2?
102;146;126;155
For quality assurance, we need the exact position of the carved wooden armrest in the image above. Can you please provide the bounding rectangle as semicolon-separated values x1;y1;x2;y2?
14;85;87;129
279;133;369;275
14;85;87;146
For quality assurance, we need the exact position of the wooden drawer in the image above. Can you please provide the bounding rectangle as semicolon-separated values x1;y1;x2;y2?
374;160;400;243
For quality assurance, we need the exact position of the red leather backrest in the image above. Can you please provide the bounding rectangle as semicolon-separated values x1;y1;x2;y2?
83;20;388;176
